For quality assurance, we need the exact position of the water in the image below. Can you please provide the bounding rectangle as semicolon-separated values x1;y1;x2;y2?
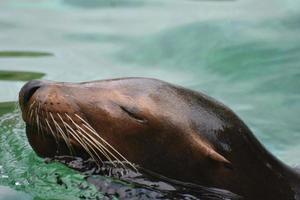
0;0;299;199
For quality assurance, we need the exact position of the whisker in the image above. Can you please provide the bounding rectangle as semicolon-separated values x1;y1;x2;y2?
64;115;110;166
67;129;99;165
37;102;42;135
56;113;75;155
57;113;71;140
74;114;137;172
74;126;117;168
63;122;103;166
39;110;46;139
66;114;121;168
29;100;36;110
45;118;58;143
35;108;40;136
75;129;106;166
30;106;136;172
81;123;137;171
49;112;74;156
29;107;34;123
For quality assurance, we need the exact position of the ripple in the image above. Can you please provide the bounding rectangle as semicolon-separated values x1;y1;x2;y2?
0;21;16;30
0;51;53;58
0;112;104;200
0;186;32;200
62;0;146;8
0;102;17;116
65;33;129;43
0;70;45;81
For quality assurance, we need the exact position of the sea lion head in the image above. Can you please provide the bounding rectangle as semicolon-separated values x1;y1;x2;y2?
19;78;300;199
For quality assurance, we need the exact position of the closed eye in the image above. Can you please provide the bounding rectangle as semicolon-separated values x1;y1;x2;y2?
120;105;147;124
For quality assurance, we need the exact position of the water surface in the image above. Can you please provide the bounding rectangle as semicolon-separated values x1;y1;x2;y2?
0;0;299;199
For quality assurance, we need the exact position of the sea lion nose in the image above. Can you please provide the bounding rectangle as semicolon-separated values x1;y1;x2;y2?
19;80;46;106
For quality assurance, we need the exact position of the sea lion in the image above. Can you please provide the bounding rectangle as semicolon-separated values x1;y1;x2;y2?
19;78;300;200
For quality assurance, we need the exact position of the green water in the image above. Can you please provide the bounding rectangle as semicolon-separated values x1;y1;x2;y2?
0;0;299;199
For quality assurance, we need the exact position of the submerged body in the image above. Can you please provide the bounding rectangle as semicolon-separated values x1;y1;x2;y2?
19;78;300;200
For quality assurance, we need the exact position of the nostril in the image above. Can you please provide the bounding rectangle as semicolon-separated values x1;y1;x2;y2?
20;80;45;106
24;85;40;104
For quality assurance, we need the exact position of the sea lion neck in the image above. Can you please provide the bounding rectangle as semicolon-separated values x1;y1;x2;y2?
185;89;300;199
287;167;300;200
238;135;300;200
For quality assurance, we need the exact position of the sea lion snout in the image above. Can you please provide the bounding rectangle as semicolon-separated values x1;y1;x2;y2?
19;80;94;159
19;80;83;126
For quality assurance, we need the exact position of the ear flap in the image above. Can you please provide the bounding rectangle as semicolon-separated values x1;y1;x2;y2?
207;146;233;170
192;135;233;170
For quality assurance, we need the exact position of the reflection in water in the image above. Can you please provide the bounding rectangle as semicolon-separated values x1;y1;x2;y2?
65;33;128;43
62;0;145;8
0;21;16;30
117;22;224;67
0;51;53;58
0;102;16;116
280;14;300;30
0;71;45;81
